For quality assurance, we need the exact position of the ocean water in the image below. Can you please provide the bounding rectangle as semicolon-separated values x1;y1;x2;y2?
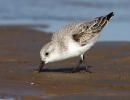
0;0;129;41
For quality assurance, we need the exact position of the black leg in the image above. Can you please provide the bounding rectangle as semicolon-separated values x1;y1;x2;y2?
83;57;92;73
71;54;84;73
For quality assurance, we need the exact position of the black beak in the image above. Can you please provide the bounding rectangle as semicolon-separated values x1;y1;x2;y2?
38;61;45;73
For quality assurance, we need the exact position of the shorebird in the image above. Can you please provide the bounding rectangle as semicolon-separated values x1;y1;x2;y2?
38;12;114;73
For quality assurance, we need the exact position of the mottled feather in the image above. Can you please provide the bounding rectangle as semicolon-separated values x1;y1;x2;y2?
72;14;113;46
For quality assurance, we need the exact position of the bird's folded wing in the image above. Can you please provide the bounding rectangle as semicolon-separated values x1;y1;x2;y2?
72;16;108;46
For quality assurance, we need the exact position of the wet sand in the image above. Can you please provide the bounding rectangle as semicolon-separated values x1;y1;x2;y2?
0;26;130;100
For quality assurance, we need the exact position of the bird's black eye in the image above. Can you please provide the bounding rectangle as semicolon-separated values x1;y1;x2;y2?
45;52;49;56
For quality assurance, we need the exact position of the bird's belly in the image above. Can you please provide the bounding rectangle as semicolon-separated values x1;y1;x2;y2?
64;41;94;59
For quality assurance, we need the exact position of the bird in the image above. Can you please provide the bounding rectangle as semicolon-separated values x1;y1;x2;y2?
37;12;114;73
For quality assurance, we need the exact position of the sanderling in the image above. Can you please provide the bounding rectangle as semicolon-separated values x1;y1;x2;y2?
38;12;114;73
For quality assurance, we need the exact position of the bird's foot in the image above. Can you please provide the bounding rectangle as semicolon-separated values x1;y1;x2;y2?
85;66;92;73
85;69;92;73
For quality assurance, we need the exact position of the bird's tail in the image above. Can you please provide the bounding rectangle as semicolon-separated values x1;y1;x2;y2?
106;12;114;21
89;12;114;34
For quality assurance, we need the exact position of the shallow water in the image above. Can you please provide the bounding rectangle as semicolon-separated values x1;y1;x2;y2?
0;0;129;41
0;97;16;100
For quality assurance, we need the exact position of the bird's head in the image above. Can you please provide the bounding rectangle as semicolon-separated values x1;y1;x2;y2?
38;42;61;73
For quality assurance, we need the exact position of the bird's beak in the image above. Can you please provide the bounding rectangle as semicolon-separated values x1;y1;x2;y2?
38;61;45;73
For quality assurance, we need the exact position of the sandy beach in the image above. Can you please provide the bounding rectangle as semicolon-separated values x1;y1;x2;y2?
0;26;130;100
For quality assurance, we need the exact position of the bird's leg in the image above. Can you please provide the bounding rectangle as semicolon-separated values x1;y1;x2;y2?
71;54;84;73
83;58;92;73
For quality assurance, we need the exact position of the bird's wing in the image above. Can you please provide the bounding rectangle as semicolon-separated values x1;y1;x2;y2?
51;22;80;41
72;12;114;46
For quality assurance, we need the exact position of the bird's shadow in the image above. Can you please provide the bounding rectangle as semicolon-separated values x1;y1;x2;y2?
40;66;92;73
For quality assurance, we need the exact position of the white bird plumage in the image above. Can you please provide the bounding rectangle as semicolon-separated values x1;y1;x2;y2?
38;12;114;73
